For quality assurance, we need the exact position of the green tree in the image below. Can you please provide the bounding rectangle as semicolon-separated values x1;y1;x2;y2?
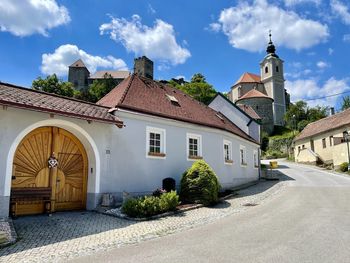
88;73;119;102
306;106;327;122
284;101;307;129
341;96;350;111
32;74;76;97
169;73;217;105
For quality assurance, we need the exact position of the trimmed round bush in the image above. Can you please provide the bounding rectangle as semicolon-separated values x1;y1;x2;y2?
180;160;221;206
339;162;349;172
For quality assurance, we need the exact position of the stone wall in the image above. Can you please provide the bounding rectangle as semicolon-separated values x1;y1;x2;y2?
236;97;274;134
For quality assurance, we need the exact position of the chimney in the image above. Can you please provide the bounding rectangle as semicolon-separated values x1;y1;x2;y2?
329;107;335;116
134;56;154;79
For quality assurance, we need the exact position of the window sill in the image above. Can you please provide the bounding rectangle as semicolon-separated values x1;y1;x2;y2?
225;160;233;165
148;152;166;158
254;165;259;168
188;155;203;160
240;163;247;167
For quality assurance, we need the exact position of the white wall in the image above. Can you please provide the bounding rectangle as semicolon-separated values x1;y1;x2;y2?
106;110;260;196
209;95;260;142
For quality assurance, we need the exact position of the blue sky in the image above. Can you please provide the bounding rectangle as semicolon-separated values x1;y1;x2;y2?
1;0;350;109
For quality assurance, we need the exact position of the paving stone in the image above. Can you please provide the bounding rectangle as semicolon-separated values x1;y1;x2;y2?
0;179;286;263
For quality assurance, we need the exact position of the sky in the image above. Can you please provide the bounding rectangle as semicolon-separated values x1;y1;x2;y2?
0;0;350;110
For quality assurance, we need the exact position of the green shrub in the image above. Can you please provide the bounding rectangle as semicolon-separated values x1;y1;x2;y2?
180;160;221;206
261;164;267;169
264;150;288;160
121;191;179;218
339;162;349;172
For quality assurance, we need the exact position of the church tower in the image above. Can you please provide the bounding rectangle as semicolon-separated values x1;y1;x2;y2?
260;33;286;126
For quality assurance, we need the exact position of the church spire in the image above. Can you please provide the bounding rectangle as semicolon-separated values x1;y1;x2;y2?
266;30;279;58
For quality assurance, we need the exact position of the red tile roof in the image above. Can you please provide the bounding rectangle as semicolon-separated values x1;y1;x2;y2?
0;82;123;126
238;105;261;120
295;108;350;141
98;74;258;144
237;89;273;101
234;72;261;85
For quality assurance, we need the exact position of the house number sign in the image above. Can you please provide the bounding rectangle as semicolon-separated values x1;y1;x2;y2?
48;157;58;169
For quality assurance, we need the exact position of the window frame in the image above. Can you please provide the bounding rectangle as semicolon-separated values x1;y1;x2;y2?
240;145;247;166
329;136;333;147
253;150;259;168
187;133;202;161
322;138;326;149
223;140;233;165
146;126;166;159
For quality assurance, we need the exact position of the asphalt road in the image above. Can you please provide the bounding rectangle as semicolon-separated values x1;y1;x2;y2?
74;161;350;263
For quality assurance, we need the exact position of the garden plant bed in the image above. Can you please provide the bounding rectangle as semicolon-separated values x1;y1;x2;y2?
104;190;238;221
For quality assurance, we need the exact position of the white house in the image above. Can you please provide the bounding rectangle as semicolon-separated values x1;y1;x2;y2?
209;93;261;143
0;60;260;218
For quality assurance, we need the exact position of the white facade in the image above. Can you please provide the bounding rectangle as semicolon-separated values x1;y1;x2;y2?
0;105;260;217
209;94;261;142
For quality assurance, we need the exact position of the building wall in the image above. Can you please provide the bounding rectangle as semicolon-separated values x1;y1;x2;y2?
208;95;260;142
68;67;90;91
236;98;274;135
0;106;260;217
0;107;113;217
294;126;350;167
106;110;260;198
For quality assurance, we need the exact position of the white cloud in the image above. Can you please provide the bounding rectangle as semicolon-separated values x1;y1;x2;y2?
285;77;350;107
316;61;330;69
100;15;191;65
284;0;320;7
330;0;350;25
41;44;128;77
343;34;350;42
147;3;156;14
212;0;329;52
0;0;70;36
328;48;334;55
208;23;221;32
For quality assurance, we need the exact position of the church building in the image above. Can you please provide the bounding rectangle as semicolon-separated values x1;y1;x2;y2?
228;34;290;134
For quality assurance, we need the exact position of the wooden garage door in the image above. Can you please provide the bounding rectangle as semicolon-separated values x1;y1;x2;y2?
12;127;88;215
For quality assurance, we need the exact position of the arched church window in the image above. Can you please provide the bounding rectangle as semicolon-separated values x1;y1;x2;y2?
276;66;279;72
265;66;268;74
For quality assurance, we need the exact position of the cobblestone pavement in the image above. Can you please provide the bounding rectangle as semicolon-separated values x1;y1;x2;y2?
0;176;287;263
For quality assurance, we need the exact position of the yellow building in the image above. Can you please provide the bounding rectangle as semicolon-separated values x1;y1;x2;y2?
294;108;350;168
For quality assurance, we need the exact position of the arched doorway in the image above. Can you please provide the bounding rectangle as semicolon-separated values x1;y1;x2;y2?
11;126;88;216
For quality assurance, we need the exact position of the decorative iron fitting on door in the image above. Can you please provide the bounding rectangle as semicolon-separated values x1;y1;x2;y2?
48;156;58;169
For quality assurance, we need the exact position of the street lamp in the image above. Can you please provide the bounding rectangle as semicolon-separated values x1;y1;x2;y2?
345;131;350;171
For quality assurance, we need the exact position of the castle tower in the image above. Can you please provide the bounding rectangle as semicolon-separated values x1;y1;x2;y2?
260;33;286;126
134;56;154;79
68;59;90;91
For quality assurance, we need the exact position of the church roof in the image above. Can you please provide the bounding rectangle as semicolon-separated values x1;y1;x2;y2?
234;72;261;85
236;89;273;101
89;70;130;80
98;74;258;144
295;108;350;141
0;82;123;126
237;105;261;120
69;59;87;68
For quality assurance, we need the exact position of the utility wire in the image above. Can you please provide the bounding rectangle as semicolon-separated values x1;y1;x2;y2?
301;90;350;102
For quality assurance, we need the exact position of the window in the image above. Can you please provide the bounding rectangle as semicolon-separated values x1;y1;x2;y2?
146;127;166;158
265;66;268;74
302;145;305;149
187;133;202;160
223;140;233;164
330;136;333;147
322;138;326;149
238;87;242;98
240;145;247;166
276;66;279;72
253;150;259;168
298;146;301;154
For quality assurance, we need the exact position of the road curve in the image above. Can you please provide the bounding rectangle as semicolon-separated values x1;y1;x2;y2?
73;161;350;263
